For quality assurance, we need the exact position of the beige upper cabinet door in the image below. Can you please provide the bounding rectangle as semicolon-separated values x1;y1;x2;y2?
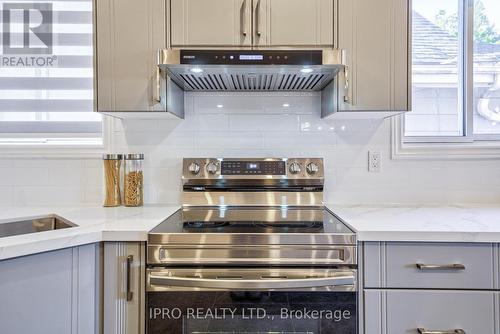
170;0;252;47
97;0;166;112
254;0;334;47
337;0;409;111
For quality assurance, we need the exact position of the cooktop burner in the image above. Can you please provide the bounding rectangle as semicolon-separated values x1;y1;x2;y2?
150;207;353;235
182;220;325;233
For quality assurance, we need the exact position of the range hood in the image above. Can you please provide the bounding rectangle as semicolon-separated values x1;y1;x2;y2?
158;49;344;92
156;49;347;119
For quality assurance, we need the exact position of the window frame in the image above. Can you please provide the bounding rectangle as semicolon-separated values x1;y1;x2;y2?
0;0;107;158
397;0;500;158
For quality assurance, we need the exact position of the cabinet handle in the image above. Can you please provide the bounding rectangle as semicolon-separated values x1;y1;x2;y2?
255;0;262;37
126;255;133;301
341;50;350;103
241;0;247;36
343;65;350;103
154;50;161;103
154;67;161;103
416;263;466;271
417;328;465;334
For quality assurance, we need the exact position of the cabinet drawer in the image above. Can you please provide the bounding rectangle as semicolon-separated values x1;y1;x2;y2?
364;290;498;334
364;242;495;289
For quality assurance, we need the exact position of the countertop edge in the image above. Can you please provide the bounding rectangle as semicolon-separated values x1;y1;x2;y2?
2;204;500;261
0;205;180;261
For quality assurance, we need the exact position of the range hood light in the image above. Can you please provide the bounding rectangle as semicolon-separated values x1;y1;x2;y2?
190;67;203;73
300;68;314;74
216;104;224;108
282;103;290;108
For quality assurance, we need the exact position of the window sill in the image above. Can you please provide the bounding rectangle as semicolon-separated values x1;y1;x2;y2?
391;117;500;160
0;144;107;159
0;121;111;159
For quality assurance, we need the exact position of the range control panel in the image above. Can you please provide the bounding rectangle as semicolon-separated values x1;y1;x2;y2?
182;158;324;179
221;160;286;175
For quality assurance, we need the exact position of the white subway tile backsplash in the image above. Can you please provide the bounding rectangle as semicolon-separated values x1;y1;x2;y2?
0;186;13;206
177;114;230;131
263;132;336;149
191;92;319;115
11;168;49;187
194;131;264;150
82;167;103;189
83;159;101;169
83;187;102;205
299;115;336;132
48;166;83;187
229;114;299;132
13;186;83;206
0;160;13;168
1;92;499;206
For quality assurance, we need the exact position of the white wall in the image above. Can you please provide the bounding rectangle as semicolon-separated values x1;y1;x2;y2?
1;92;500;206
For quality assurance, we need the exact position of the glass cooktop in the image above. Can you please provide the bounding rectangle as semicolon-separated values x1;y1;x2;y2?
150;207;353;235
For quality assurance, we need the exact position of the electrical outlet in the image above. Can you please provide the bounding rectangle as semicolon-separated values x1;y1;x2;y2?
368;151;381;172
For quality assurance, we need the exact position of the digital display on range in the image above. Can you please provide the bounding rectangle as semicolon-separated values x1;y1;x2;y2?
239;55;264;61
221;161;285;175
247;163;259;169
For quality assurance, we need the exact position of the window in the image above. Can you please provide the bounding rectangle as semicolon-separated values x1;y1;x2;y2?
0;0;101;146
405;0;500;142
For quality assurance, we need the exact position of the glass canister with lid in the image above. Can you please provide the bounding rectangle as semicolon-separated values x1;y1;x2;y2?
124;154;144;207
103;154;123;207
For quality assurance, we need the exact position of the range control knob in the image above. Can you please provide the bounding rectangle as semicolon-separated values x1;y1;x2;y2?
306;162;320;175
288;162;302;174
206;161;219;175
188;162;200;175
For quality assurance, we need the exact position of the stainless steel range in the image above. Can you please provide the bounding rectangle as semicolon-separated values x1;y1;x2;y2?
147;158;357;334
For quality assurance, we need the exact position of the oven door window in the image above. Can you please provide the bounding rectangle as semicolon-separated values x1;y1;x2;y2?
147;269;357;334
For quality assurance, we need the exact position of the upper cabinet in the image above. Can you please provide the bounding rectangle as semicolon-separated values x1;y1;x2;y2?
170;0;252;47
254;0;334;47
96;0;166;113
335;0;410;113
169;0;334;48
96;0;410;117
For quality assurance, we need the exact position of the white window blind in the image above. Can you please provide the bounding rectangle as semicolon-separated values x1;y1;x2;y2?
0;0;101;141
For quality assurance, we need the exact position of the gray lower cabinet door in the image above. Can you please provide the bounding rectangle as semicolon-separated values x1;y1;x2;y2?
364;242;496;289
103;242;146;334
0;244;100;334
364;290;499;334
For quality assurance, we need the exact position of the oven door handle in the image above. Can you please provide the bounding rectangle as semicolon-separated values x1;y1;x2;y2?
149;274;355;289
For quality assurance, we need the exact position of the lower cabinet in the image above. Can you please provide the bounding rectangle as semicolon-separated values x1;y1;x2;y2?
364;290;500;334
103;242;146;334
0;244;100;334
361;242;500;334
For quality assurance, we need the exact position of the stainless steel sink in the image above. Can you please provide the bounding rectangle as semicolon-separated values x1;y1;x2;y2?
0;215;77;238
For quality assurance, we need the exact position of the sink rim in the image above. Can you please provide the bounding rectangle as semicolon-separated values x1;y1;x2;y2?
0;214;78;238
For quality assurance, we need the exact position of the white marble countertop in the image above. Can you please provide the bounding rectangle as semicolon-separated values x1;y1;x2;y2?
329;205;500;243
2;204;500;261
0;205;179;260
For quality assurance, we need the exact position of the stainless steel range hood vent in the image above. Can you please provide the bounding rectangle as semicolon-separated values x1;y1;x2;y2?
175;68;334;92
160;66;341;92
158;49;344;92
154;49;350;119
